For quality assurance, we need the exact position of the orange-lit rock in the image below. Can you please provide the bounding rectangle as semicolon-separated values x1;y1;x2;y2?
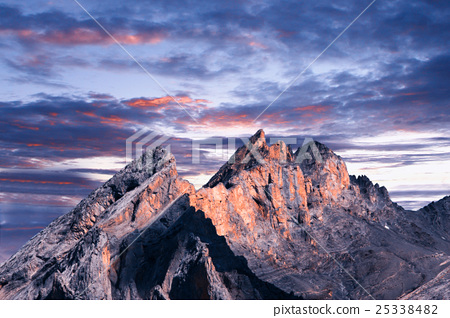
1;130;449;300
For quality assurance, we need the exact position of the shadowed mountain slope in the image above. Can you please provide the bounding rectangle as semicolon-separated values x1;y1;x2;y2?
1;130;449;299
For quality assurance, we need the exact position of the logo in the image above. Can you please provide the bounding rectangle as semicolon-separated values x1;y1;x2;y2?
126;130;323;165
125;129;171;163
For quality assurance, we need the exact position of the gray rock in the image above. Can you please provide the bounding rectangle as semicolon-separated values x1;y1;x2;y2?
0;130;449;299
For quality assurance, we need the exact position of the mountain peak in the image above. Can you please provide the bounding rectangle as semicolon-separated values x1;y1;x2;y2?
127;145;174;172
249;128;266;145
296;140;349;187
103;146;175;203
206;131;348;190
2;130;450;300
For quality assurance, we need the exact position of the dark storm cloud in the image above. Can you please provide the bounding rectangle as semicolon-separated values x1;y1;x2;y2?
0;4;166;46
1;46;447;174
1;1;447;51
250;52;450;135
0;115;129;161
2;0;449;93
0;93;211;167
371;0;450;52
0;0;264;50
0;93;184;211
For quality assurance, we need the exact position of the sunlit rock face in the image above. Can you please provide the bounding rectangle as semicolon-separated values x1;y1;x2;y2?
1;130;449;300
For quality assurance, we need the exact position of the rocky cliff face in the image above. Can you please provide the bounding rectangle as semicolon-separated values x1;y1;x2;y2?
0;148;195;299
0;130;449;299
400;196;450;300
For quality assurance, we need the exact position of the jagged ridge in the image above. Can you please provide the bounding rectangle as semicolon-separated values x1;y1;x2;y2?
0;130;449;300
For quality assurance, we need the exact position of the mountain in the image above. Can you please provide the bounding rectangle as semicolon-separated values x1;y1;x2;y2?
0;129;449;300
400;196;450;300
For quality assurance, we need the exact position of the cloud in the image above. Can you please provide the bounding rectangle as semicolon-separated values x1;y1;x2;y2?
0;202;69;263
124;95;210;110
0;170;101;196
88;92;114;100
0;95;139;165
11;28;165;46
0;49;448;171
0;4;167;46
99;53;243;80
0;92;216;176
0;0;449;262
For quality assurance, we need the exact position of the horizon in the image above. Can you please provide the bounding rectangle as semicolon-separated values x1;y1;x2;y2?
1;0;449;263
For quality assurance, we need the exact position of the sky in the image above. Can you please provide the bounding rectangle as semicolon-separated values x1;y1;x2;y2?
0;0;449;263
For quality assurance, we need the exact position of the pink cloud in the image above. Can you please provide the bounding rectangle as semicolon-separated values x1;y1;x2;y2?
2;28;166;46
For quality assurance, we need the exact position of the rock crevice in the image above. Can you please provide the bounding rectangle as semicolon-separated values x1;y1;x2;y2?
1;130;449;300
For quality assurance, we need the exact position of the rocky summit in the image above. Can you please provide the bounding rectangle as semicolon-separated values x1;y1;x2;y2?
0;129;449;300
